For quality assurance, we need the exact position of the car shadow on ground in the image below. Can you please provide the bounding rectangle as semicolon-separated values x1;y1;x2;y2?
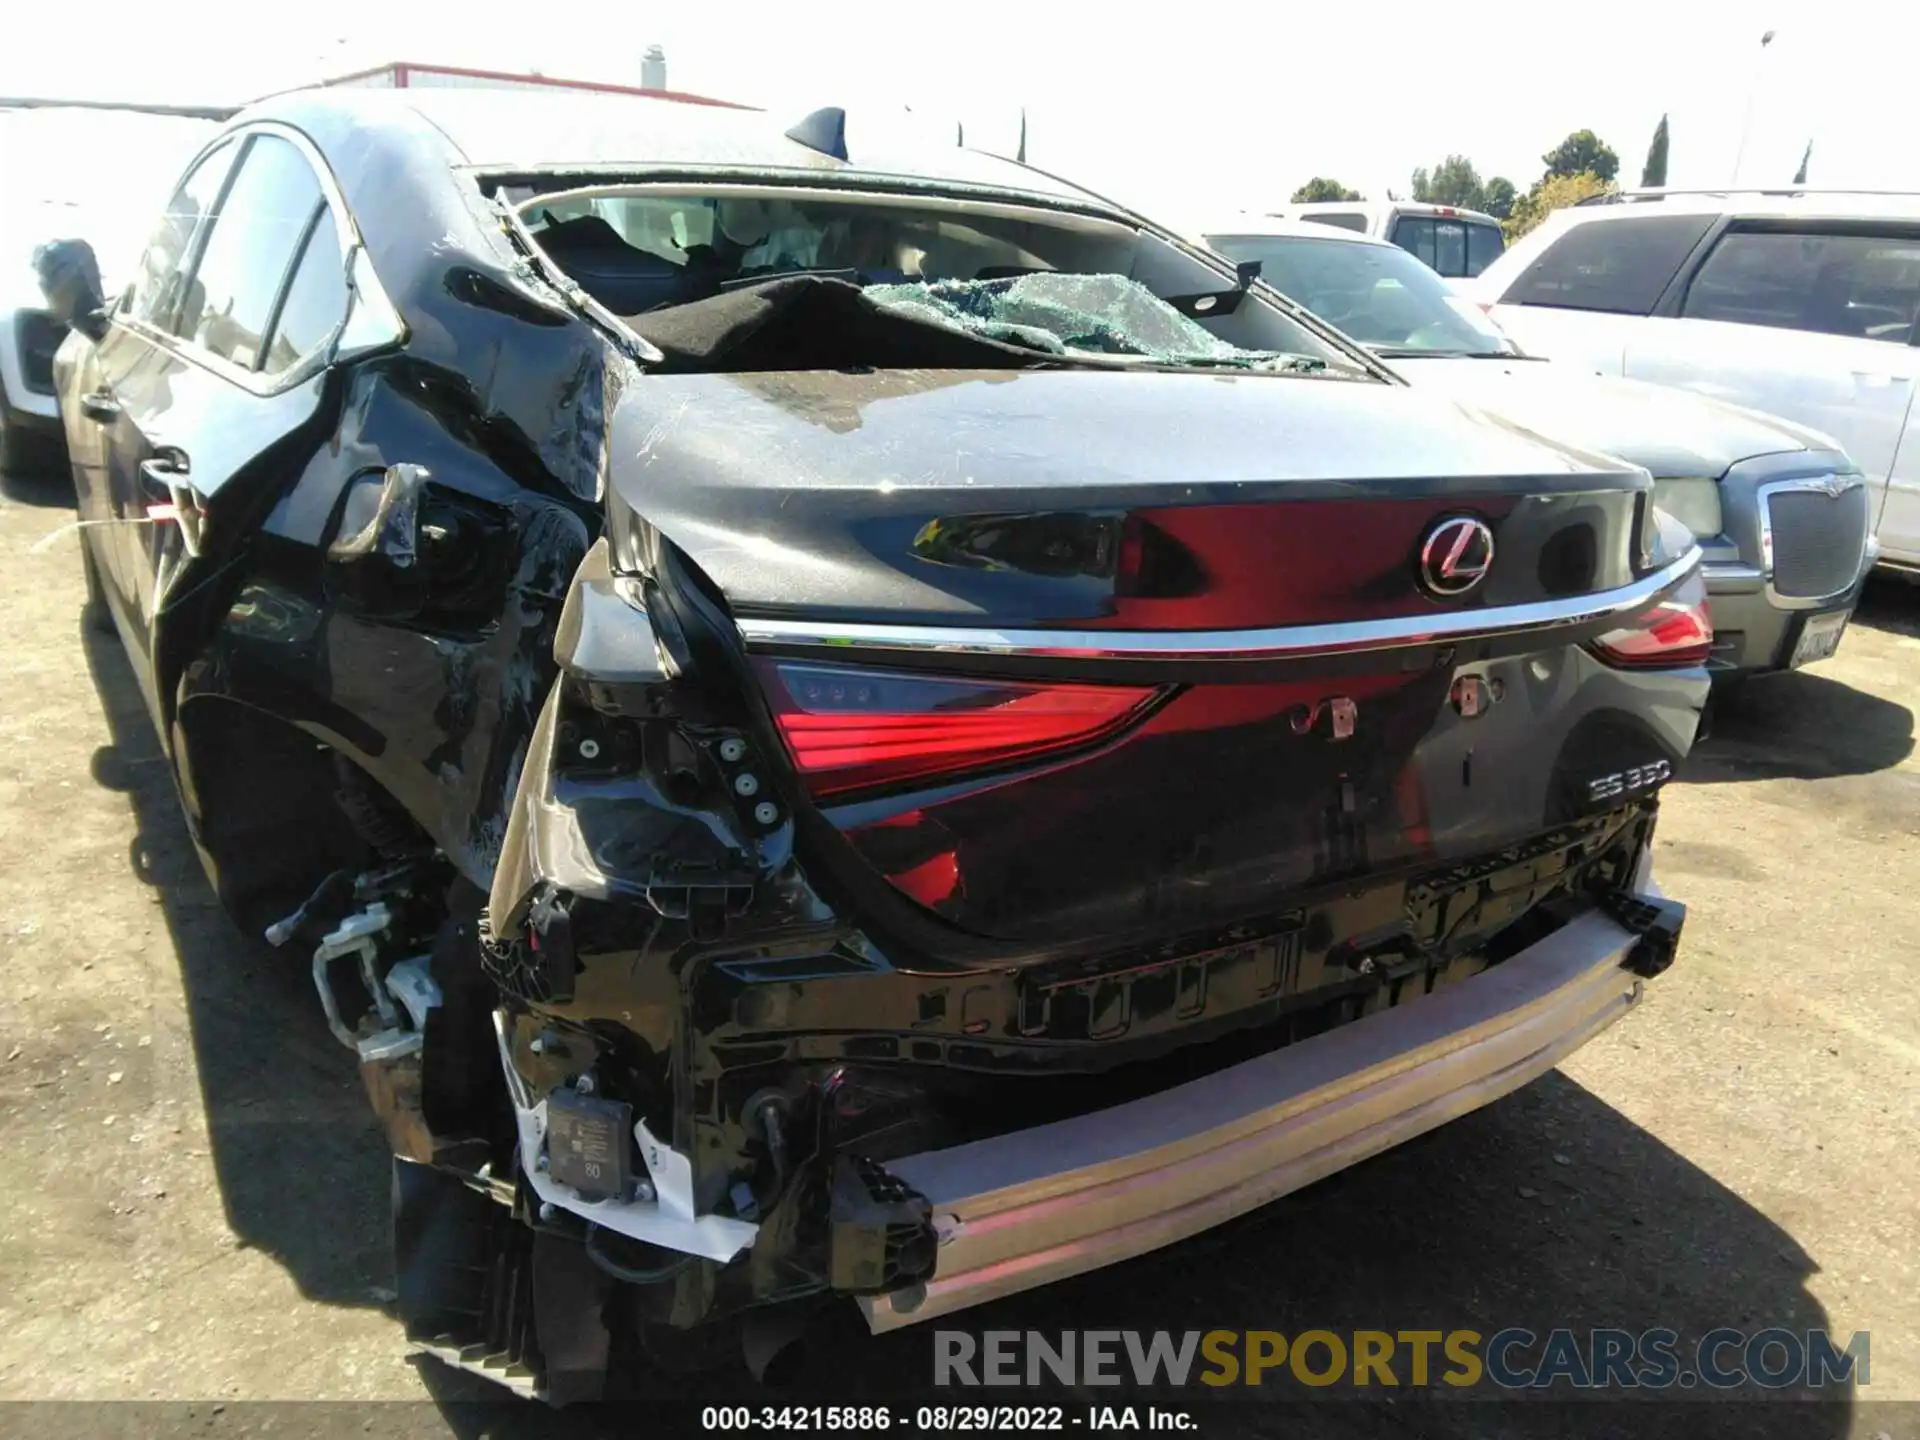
1687;582;1915;785
80;619;397;1315
1856;571;1920;638
0;460;75;508
77;588;1855;1440
1687;672;1914;784
1684;573;1915;785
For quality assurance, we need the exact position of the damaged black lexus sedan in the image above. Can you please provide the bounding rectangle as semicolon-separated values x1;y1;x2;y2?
39;89;1708;1399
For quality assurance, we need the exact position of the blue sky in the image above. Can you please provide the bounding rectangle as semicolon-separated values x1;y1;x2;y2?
4;0;1916;226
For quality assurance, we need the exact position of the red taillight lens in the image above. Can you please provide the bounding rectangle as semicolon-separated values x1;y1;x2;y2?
1590;594;1714;669
756;660;1161;799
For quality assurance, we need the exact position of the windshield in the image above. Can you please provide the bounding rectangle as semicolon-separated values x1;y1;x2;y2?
517;188;1367;376
1205;233;1515;357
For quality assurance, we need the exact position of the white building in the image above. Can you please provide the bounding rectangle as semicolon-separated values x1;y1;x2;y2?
311;59;750;112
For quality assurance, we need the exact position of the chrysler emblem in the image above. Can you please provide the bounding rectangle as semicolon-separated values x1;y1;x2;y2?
1419;516;1496;597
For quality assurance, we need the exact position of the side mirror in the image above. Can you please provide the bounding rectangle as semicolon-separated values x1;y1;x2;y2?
33;238;109;342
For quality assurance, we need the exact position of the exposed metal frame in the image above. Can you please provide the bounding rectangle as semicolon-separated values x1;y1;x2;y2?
510;180;1139;237
736;549;1702;664
476;163;1123;223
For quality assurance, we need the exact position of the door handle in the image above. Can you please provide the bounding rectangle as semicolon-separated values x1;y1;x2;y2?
79;389;120;423
140;454;208;559
138;454;188;490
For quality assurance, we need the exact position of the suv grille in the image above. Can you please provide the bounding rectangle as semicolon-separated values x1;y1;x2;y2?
16;311;64;395
1768;483;1869;599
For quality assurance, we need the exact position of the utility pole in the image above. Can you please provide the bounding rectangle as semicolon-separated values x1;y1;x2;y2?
1730;29;1776;185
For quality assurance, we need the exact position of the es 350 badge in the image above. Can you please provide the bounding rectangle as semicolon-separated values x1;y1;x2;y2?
1586;759;1672;804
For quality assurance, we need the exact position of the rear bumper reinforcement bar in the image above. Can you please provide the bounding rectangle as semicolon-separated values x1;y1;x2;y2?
860;893;1662;1332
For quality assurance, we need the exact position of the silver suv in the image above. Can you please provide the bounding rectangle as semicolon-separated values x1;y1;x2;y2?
1471;187;1920;579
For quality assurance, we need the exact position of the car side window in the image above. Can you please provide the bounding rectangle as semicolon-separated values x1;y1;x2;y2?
1499;213;1715;314
1392;217;1434;268
1390;218;1470;277
258;206;349;375
126;139;239;330
1465;223;1504;276
174;134;325;370
1681;227;1920;344
1302;212;1367;233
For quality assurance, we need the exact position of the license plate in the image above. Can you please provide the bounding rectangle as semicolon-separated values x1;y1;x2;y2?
1790;610;1849;668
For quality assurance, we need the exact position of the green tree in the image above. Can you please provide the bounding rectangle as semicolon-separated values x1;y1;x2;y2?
1504;171;1616;241
1641;114;1669;187
1542;130;1619;184
1410;154;1487;209
1793;139;1812;185
1480;176;1517;220
1290;177;1364;203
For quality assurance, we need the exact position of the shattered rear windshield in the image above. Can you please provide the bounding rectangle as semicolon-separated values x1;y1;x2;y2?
865;273;1325;370
515;187;1369;377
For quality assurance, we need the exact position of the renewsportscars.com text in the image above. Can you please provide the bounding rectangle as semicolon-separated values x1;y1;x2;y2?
934;1328;1870;1391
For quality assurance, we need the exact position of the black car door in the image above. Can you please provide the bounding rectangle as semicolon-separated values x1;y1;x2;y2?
67;136;241;640
99;127;356;736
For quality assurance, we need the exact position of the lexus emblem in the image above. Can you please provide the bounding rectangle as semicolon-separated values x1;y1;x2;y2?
1419;516;1496;597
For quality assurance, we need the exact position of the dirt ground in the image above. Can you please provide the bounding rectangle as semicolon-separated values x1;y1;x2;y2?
0;465;1914;1439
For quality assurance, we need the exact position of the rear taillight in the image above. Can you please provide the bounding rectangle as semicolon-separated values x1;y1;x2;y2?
1590;593;1714;669
755;660;1162;799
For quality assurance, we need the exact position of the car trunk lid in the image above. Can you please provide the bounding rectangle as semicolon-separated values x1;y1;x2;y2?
607;367;1700;950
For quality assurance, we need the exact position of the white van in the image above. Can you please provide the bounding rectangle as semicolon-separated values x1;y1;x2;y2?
1270;201;1507;278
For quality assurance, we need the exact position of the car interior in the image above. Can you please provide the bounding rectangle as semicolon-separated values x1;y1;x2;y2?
512;186;1360;369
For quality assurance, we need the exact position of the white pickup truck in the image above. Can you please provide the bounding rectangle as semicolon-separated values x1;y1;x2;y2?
1274;200;1507;278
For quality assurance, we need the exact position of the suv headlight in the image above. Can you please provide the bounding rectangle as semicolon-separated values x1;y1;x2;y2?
1651;477;1723;539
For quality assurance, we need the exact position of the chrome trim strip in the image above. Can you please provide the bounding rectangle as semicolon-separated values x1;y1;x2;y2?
861;893;1657;1332
738;549;1701;662
1756;475;1870;611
